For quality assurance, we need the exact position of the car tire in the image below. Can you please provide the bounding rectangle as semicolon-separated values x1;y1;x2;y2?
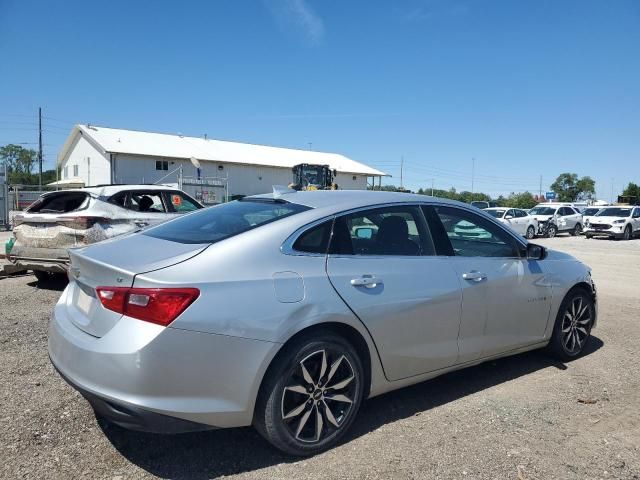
585;233;593;239
548;287;594;362
525;226;536;239
546;224;557;238
571;224;582;236
254;332;364;456
623;225;631;241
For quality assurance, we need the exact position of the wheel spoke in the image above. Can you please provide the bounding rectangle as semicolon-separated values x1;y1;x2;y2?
295;409;312;439
315;405;323;442
323;400;340;427
301;362;314;386
562;324;572;333
284;400;309;420
326;355;344;385
325;393;353;404
575;298;583;320
577;315;591;325
576;326;588;336
327;375;354;391
284;385;308;395
318;350;328;384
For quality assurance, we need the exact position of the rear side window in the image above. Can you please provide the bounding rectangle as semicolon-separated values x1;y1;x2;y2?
329;205;435;256
27;192;89;213
130;191;166;213
144;199;311;244
293;220;333;254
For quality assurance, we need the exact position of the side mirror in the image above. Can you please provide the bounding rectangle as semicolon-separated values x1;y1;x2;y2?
505;215;513;220
526;243;546;260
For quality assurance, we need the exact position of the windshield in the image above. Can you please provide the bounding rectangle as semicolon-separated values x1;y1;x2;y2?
144;199;311;244
529;207;556;216
486;209;506;218
596;207;631;218
583;208;600;215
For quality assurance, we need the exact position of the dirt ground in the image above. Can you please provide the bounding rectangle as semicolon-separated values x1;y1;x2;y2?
1;235;639;479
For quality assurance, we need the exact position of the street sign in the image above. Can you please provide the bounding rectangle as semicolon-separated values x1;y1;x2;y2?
545;191;557;200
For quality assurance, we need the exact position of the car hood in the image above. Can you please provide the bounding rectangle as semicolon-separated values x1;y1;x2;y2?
589;216;626;223
544;248;579;262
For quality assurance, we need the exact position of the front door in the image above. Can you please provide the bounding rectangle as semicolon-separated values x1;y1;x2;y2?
326;205;462;381
427;205;552;363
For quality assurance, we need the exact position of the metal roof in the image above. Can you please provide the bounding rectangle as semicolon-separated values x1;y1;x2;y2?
59;125;387;177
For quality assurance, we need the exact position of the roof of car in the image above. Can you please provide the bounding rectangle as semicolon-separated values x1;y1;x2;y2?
249;189;463;210
46;184;181;197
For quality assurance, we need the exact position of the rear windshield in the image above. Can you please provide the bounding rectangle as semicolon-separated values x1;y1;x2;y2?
143;199;311;244
27;192;90;213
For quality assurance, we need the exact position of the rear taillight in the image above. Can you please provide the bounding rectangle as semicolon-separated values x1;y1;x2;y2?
57;216;110;229
95;287;200;326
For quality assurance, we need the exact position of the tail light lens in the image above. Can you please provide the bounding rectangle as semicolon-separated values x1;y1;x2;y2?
57;216;110;229
96;287;200;326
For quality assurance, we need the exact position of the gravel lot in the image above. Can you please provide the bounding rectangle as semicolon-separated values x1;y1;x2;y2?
1;236;639;479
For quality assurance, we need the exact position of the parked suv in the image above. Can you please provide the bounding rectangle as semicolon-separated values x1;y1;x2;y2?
528;204;583;238
8;185;203;281
484;207;539;239
585;206;640;240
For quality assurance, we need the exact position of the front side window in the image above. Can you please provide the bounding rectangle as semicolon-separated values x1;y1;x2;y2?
633;208;640;218
486;209;506;219
129;191;166;213
145;199;310;244
330;205;434;256
515;209;527;218
431;206;520;258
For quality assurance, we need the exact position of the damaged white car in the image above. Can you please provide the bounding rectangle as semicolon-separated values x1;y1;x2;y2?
8;185;203;281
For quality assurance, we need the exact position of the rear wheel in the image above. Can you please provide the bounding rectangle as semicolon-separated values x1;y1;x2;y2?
525;225;536;239
571;223;582;236
548;288;594;361
585;233;593;239
254;333;364;456
546;224;557;238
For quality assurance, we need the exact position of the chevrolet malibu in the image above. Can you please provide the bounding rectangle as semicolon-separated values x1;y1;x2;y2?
49;190;597;456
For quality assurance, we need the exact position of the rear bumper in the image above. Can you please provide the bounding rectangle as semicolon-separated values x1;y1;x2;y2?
8;244;70;273
48;286;280;431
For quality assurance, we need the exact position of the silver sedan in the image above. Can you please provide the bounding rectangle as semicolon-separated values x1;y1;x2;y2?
49;190;597;456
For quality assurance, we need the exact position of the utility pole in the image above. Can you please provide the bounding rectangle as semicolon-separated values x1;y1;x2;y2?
38;107;43;190
539;175;543;200
471;157;475;194
431;178;434;197
611;178;614;203
400;156;404;190
308;142;312;151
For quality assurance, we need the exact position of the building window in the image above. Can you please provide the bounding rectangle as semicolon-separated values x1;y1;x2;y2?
156;160;168;171
63;166;68;178
73;165;79;177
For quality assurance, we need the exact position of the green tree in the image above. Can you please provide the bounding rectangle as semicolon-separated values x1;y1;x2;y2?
503;191;537;209
550;173;596;202
622;182;640;200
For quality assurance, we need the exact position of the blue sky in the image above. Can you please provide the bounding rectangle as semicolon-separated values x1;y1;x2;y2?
1;0;638;200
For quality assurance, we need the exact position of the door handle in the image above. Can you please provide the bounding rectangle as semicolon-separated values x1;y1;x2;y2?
350;276;383;288
462;271;487;282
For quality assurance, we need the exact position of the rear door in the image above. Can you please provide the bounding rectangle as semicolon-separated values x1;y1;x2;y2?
427;205;552;362
326;204;462;381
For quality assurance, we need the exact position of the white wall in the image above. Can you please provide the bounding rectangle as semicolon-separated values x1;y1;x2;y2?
112;154;370;197
59;134;110;185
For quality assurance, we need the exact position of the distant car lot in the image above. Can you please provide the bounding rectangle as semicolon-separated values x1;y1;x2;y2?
1;235;639;478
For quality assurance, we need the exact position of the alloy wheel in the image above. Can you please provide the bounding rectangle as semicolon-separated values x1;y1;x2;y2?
281;349;358;444
526;226;535;239
624;226;631;240
560;296;591;355
547;225;557;238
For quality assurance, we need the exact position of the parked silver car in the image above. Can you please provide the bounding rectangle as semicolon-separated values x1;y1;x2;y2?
9;185;202;281
49;190;597;456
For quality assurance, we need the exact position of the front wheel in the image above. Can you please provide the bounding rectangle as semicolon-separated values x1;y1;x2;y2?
525;225;536;239
548;288;595;361
254;333;364;456
546;224;557;238
622;225;631;240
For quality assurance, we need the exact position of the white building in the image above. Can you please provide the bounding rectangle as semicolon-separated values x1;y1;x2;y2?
57;125;386;203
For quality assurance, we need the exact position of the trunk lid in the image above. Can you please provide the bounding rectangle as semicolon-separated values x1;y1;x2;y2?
66;233;208;337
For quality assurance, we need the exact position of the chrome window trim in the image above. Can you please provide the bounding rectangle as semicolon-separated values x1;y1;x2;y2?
281;200;528;257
